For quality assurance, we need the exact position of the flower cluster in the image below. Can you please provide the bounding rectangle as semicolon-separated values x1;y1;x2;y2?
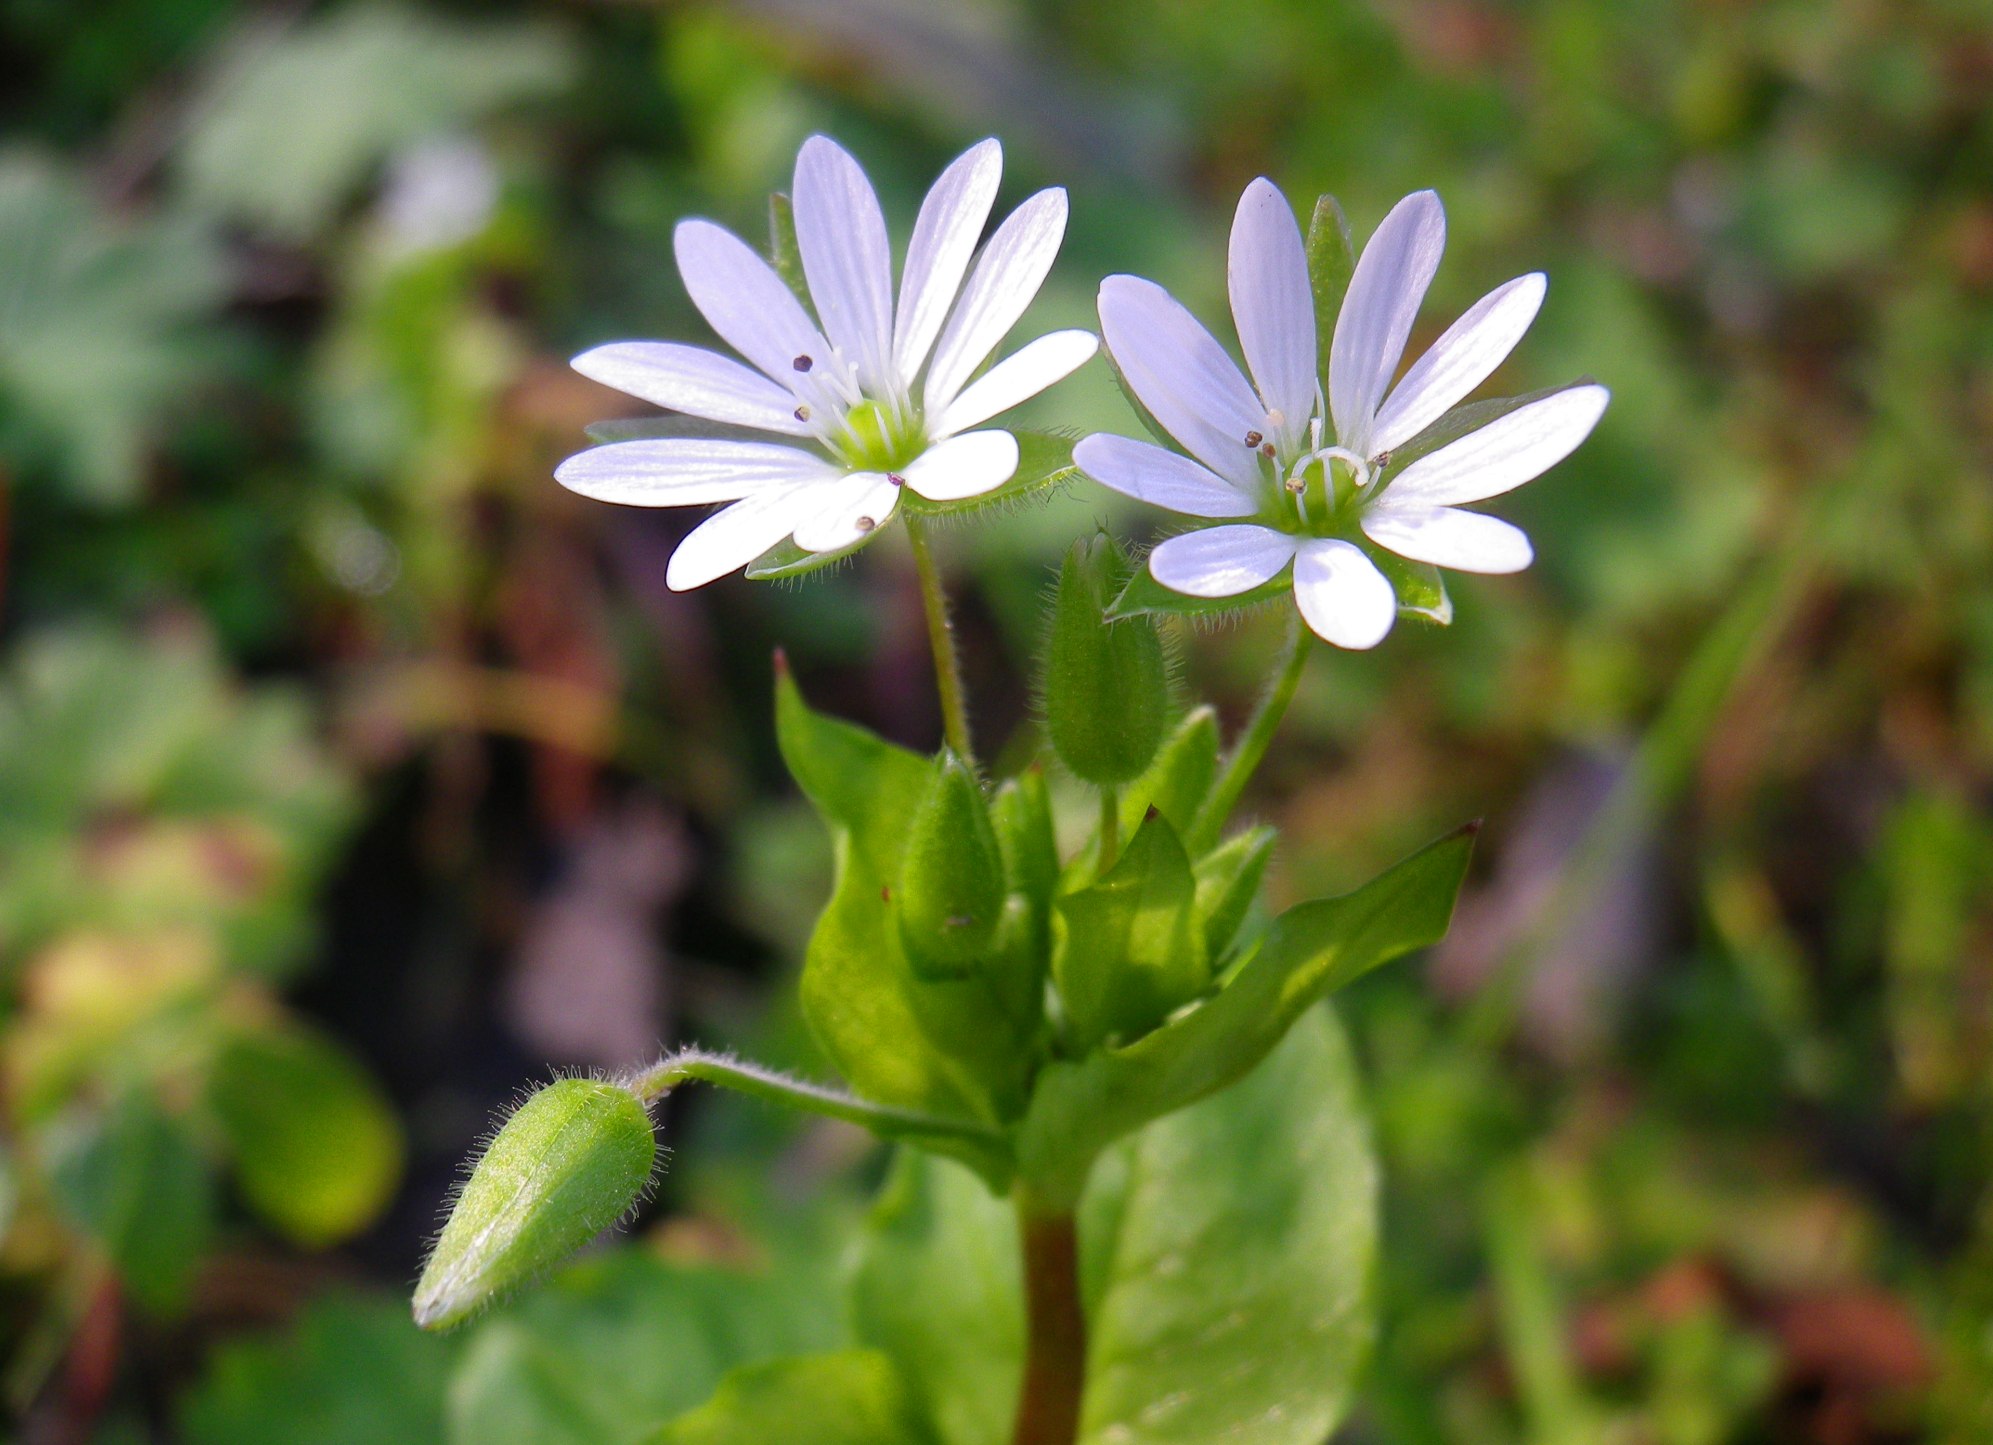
558;138;1607;646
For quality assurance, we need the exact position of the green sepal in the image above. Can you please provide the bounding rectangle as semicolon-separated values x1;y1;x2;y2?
1053;809;1208;1054
1044;535;1171;786
775;664;1031;1154
895;751;1006;978
903;430;1079;521
992;766;1058;960
1193;824;1277;963
1307;195;1356;380
768;191;808;307
1021;823;1475;1203
1368;548;1454;626
744;528;872;581
1096;346;1178;457
1108;556;1293;624
1119;704;1219;838
412;1077;655;1330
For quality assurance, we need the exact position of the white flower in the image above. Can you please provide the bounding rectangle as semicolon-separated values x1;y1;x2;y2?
1075;179;1608;648
557;136;1097;590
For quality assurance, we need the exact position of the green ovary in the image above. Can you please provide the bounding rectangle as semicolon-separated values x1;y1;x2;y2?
838;399;927;473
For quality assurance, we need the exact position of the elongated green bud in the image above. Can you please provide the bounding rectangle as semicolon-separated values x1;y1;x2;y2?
1044;536;1170;785
413;1077;655;1330
895;751;1006;977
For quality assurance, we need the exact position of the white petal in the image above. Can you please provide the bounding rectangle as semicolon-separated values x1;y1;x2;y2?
1292;538;1397;649
896;429;1018;502
1328;191;1445;459
1073;433;1255;519
1382;384;1609;507
924;189;1068;412
934;329;1096;436
1149;525;1297;597
665;484;819;591
555;439;837;507
1228;178;1316;453
1370;273;1546;457
894;139;1003;387
1098;274;1265;491
1362;502;1533;574
792;471;901;553
793;135;896;396
673;218;844;414
571;342;812;436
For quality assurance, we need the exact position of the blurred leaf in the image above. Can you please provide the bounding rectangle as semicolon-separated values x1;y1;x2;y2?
178;6;572;239
648;1352;928;1445
182;1294;455;1445
446;1251;840;1445
0;152;225;504
209;1020;403;1248
42;1091;214;1313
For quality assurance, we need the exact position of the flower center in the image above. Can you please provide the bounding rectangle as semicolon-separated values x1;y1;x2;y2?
836;398;925;473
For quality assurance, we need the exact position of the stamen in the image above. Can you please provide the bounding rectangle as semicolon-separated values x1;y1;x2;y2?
887;474;906;487
1373;450;1392;470
855;516;875;533
1244;430;1264;449
794;404;811;422
1259;442;1276;460
793;355;813;372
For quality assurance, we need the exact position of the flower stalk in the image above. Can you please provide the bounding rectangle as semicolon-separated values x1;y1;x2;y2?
1190;612;1310;851
907;512;976;764
1011;1197;1087;1445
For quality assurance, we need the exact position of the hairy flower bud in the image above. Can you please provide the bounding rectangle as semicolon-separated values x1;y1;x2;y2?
1044;535;1170;786
895;751;1006;977
413;1077;655;1330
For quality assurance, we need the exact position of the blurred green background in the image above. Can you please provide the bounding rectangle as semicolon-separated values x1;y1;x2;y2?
1;0;1989;1440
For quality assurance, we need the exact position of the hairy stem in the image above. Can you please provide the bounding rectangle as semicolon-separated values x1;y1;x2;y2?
1096;786;1119;872
906;513;975;764
1011;1198;1086;1445
1190;612;1311;851
623;1048;1003;1152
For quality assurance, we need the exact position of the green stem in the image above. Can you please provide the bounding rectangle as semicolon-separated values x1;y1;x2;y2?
623;1048;1003;1153
906;513;975;764
1096;786;1119;872
1011;1195;1086;1445
1189;612;1311;851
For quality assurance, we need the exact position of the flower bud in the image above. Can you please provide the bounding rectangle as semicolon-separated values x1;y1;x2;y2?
413;1077;655;1330
895;751;1006;977
1043;536;1170;786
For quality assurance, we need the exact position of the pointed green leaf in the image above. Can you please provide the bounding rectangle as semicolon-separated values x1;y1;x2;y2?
1306;196;1356;381
1054;811;1207;1053
650;1352;929;1445
776;668;1030;1161
1119;706;1218;838
1193;825;1276;962
1022;824;1474;1197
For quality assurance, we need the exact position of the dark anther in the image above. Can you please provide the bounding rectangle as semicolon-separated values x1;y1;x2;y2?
794;404;811;422
1260;442;1277;459
1373;449;1392;469
1244;430;1264;448
793;354;814;372
855;516;876;533
887;473;906;487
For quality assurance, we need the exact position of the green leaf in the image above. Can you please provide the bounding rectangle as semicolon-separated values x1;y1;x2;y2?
1077;1007;1376;1444
1306;196;1356;380
851;1152;1022;1445
42;1090;214;1313
448;1252;841;1445
649;1352;929;1445
1022;824;1474;1200
852;1015;1378;1445
181;1293;455;1445
209;1020;403;1248
1045;536;1171;786
175;7;571;240
776;668;1029;1168
1192;825;1276;962
896;752;1007;977
414;1078;656;1330
1367;548;1454;626
1053;811;1207;1054
0;155;227;505
1107;558;1292;625
1117;707;1218;838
